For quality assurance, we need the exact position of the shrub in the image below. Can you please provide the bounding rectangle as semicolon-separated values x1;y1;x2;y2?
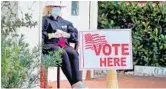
98;1;166;67
41;49;63;71
1;1;39;88
1;2;63;88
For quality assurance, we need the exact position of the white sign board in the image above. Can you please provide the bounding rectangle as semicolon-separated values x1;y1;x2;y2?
79;29;133;70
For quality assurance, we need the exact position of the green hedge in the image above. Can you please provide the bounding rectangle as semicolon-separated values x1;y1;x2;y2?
98;1;166;67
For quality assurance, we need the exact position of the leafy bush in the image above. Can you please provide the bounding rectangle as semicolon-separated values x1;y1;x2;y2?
1;1;39;88
1;1;63;88
1;34;40;88
41;49;63;71
98;1;166;67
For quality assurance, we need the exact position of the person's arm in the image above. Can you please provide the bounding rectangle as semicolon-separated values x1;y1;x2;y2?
67;23;78;43
42;16;49;43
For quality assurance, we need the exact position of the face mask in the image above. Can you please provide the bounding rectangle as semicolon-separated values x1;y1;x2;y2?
51;7;61;16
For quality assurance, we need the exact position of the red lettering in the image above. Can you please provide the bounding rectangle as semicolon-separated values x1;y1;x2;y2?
99;57;127;67
121;57;126;66
94;43;129;57
100;58;106;67
103;44;112;56
114;57;120;66
107;57;113;66
122;44;129;55
112;44;120;55
94;45;102;56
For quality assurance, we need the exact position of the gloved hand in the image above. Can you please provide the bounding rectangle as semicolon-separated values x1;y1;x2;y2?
61;32;71;38
54;32;63;38
48;33;61;39
56;29;71;38
48;29;71;39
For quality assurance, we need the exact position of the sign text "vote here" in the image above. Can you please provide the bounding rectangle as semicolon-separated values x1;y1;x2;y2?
93;43;129;67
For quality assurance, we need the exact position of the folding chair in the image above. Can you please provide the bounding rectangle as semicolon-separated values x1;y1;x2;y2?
40;42;79;88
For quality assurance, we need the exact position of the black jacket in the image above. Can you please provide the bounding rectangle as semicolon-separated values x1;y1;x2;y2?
42;16;78;49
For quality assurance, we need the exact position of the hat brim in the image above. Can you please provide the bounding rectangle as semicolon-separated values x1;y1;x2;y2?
45;5;66;8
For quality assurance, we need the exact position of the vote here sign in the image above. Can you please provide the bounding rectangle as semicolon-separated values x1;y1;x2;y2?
79;29;133;70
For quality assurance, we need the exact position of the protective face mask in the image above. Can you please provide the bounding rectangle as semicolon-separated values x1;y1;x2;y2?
51;7;61;16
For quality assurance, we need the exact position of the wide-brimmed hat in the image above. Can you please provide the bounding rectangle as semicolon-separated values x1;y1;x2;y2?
45;1;66;7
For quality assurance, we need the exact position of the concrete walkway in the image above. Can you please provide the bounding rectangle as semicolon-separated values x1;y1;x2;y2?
47;74;166;88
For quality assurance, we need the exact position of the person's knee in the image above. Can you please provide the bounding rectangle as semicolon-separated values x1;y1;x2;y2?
52;46;61;51
51;46;68;57
43;46;61;54
61;50;68;57
64;47;78;58
64;48;78;56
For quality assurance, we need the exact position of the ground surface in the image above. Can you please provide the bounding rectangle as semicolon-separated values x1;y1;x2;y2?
47;74;166;88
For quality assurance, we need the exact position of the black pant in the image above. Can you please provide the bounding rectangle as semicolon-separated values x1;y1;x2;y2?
42;45;82;85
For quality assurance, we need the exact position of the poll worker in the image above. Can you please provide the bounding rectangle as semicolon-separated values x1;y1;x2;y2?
42;1;87;88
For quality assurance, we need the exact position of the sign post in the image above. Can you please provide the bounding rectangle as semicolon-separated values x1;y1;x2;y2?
79;29;133;88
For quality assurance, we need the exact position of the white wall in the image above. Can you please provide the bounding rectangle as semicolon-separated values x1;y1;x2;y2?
90;1;98;30
62;1;90;31
17;1;40;49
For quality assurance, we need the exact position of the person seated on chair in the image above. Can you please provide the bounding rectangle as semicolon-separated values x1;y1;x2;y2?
42;1;87;88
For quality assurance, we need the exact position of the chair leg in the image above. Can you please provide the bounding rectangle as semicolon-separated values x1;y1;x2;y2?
44;71;48;88
40;65;45;88
57;66;60;88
